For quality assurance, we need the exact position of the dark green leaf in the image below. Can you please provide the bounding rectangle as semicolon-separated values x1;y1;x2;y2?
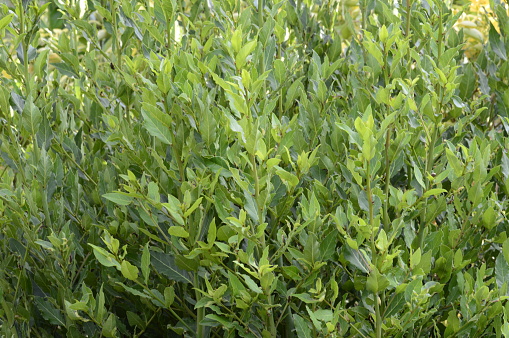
293;314;312;338
496;254;509;292
489;22;507;61
150;251;192;284
35;298;65;326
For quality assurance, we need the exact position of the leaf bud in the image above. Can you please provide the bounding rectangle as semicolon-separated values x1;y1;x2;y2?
379;25;388;45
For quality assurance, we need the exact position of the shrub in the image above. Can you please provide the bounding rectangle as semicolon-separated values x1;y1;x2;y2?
1;0;509;337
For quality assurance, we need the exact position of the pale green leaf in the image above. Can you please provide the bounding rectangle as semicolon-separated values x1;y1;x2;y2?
103;192;133;206
168;226;189;238
121;261;139;281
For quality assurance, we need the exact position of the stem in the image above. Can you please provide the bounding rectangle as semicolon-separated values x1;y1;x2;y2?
437;8;443;62
277;44;283;119
405;0;412;38
134;280;196;335
257;0;266;98
367;159;383;338
52;143;98;186
366;160;375;267
138;199;171;245
417;5;444;250
134;309;160;338
405;0;413;74
41;183;51;227
18;0;31;96
195;274;204;337
250;145;264;250
12;237;30;306
359;0;367;32
258;0;264;28
382;36;391;233
383;127;391;231
417;125;438;248
250;147;276;335
375;294;382;338
382;43;389;88
110;0;122;70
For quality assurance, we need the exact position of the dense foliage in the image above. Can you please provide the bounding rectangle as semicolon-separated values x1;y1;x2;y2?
1;0;509;336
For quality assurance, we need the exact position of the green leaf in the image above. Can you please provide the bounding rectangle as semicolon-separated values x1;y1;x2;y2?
314;309;333;322
319;230;337;261
366;267;389;293
274;59;286;83
336;122;362;147
102;313;117;338
127;311;145;329
141;103;173;145
502;323;509;338
35;298;65;326
414;250;432;275
96;284;106;323
275;167;299;188
446;148;463;176
164;286;175;307
363;40;384;66
22;96;42;135
184;197;203;218
50;62;79;78
147;181;159;202
203;314;236;328
303;233;320;266
102;192;134;206
413;162;425;189
306;305;322;330
503;239;509;264
293;314;312;338
175;255;199;271
36;113;54;151
285;78;303;111
228;271;246;296
65;300;86;321
344;247;370;273
168;226;189;238
459;63;476;99
231;28;242;53
489;22;507;61
162;195;185;226
116;282;151;299
207;218;217;245
293;293;320;304
242;274;262;294
482;206;497;230
422;188;447;199
0;14;13;30
121;261;139;281
236;40;257;70
141;244;151;284
10;91;25;114
410;248;422;269
375;229;389;252
88;244;121;269
162;0;176;21
199;109;216;146
150;251;192;284
243;190;259;222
